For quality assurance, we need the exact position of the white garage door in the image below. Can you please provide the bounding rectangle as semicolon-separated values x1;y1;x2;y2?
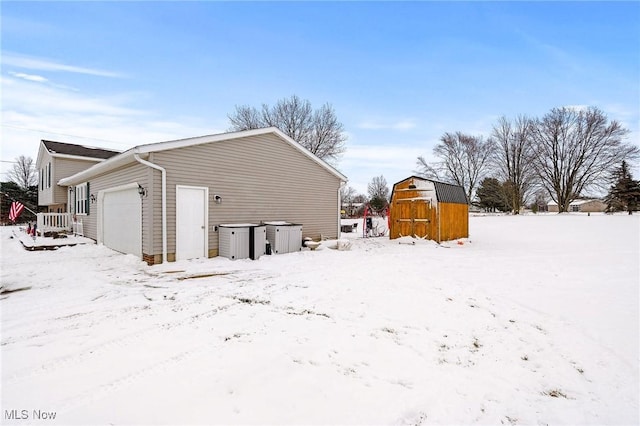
101;186;142;258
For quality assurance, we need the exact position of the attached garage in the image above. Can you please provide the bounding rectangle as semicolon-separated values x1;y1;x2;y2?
58;127;347;265
98;183;142;257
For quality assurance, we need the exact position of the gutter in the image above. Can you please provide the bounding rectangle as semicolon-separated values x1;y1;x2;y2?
59;150;137;186
338;181;346;238
134;154;167;264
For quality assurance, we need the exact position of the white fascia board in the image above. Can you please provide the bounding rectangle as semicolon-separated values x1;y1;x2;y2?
49;153;106;162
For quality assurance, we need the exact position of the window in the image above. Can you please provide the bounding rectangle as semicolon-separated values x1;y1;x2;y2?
41;164;52;189
75;182;90;215
571;205;580;212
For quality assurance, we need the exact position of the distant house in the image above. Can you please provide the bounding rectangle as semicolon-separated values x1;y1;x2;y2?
547;199;606;213
36;140;120;213
342;202;364;217
389;176;469;242
45;127;346;264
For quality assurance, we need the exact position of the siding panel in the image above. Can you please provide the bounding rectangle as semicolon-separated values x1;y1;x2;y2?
53;158;102;206
152;133;342;256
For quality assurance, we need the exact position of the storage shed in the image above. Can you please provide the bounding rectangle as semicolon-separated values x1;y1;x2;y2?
389;176;469;242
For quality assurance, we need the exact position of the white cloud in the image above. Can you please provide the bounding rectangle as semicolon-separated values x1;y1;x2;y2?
8;71;48;83
0;75;223;180
340;143;429;194
2;52;126;78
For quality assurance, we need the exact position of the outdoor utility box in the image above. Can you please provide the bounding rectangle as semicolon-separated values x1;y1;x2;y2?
265;222;302;254
218;224;266;260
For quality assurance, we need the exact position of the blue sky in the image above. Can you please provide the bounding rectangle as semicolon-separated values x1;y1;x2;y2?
2;1;639;194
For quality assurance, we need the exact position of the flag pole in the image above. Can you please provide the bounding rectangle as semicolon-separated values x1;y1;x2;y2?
1;192;38;216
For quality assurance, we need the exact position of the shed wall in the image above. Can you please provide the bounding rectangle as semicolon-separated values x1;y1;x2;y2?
437;202;469;241
389;179;437;240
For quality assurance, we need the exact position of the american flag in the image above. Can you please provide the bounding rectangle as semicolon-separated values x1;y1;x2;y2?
9;201;25;222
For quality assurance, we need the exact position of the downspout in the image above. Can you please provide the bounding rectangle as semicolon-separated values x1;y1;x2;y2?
338;181;345;239
134;154;167;264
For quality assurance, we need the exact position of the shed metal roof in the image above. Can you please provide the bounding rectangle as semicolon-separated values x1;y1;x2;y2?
432;180;468;204
393;176;468;205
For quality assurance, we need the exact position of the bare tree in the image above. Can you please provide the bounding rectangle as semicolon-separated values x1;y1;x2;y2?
530;106;638;212
367;175;390;211
8;155;37;190
340;185;357;205
367;175;389;199
228;105;262;130
489;116;537;214
416;132;494;202
228;95;347;163
415;156;440;180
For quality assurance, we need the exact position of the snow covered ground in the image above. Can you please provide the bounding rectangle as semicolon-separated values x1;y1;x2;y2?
1;214;638;425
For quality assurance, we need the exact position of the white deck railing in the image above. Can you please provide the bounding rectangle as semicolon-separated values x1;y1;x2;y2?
37;213;72;233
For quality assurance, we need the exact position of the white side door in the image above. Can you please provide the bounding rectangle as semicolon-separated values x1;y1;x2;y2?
176;185;208;260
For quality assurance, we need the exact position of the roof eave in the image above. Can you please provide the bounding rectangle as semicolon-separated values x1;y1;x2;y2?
58;149;141;186
57;127;347;186
134;127;347;182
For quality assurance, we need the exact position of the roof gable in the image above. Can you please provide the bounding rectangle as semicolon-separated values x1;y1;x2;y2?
59;127;347;186
42;140;120;160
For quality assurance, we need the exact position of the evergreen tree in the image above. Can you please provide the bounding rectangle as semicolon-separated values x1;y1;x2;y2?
605;161;640;214
1;181;38;223
476;178;510;212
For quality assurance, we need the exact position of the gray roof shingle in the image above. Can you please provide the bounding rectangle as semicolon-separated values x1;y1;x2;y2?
42;140;120;160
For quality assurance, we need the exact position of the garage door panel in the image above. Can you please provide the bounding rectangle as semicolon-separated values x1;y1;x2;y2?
101;187;142;258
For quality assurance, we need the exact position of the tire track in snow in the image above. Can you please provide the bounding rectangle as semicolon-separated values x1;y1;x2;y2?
55;343;213;415
4;300;239;385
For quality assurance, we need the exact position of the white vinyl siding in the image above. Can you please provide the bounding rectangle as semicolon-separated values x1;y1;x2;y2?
150;133;342;256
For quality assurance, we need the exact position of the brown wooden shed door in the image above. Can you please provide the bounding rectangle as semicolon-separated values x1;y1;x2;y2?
394;199;433;239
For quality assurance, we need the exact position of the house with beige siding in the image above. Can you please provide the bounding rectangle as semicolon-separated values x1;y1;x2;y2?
54;127;346;264
36;140;120;213
547;199;606;213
